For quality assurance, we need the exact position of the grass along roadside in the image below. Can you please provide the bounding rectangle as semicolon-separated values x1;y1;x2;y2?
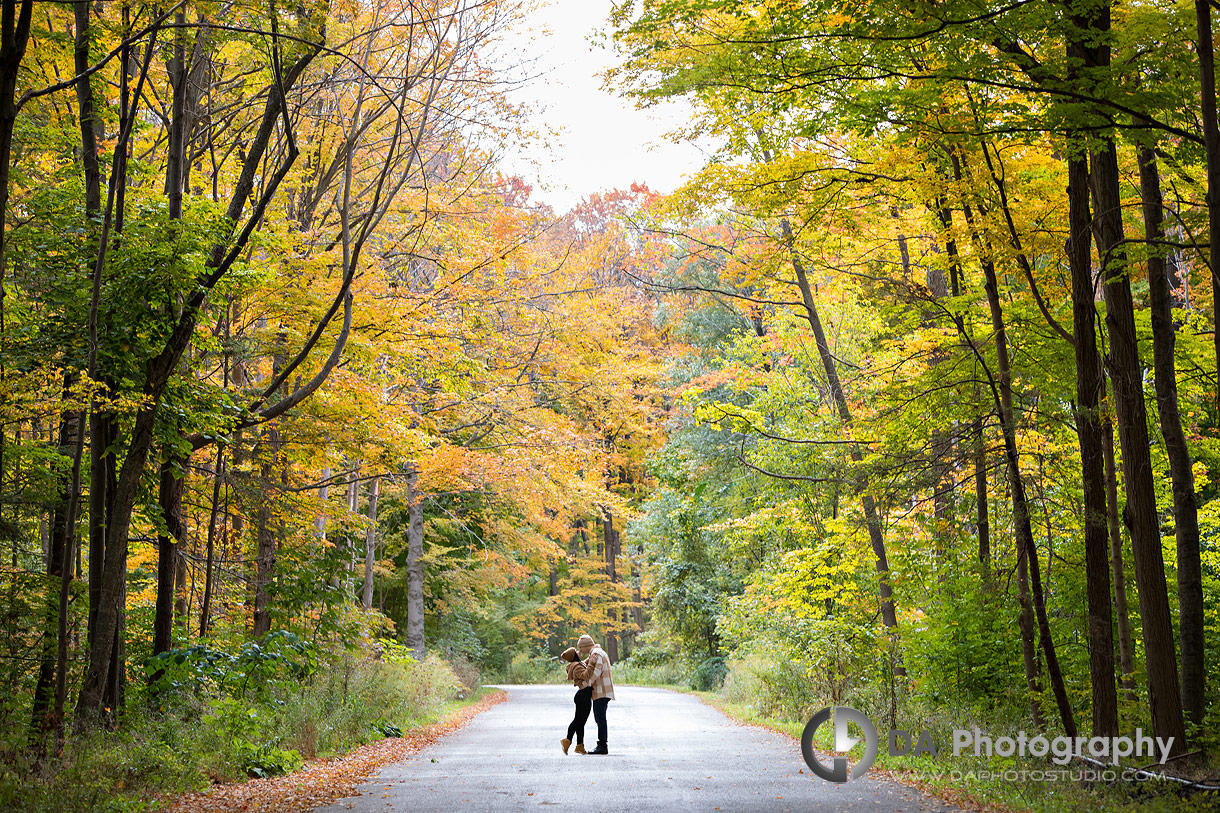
165;688;507;813
689;692;1220;813
0;652;490;812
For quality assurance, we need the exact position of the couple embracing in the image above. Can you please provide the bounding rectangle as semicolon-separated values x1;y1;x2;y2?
558;634;614;755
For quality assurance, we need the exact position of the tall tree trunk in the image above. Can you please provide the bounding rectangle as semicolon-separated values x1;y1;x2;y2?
632;579;644;632
908;208;954;546
1017;544;1046;731
31;406;79;733
346;470;359;576
1090;139;1187;754
603;510;618;662
577;517;589;555
0;1;35;570
82;407;117;724
955;153;1076;737
0;0;36;387
973;421;990;580
164;7;187;217
76;16;151;724
404;464;425;658
200;446;223;636
174;532;189;631
153;456;185;655
1104;420;1139;707
251;427;278;638
316;465;330;540
1066;151;1118;738
779;217;900;640
32;0;98;731
78;36;318;721
361;477;380;609
1196;0;1220;407
1138;145;1205;727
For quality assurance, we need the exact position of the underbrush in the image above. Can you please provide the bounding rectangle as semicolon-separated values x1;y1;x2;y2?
488;644;688;687
613;645;687;687
611;660;686;687
495;651;565;685
0;646;471;812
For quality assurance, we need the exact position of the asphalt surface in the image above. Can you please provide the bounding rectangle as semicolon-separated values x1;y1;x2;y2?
318;684;960;813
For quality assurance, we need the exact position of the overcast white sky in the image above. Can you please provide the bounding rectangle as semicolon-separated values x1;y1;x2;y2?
493;0;711;212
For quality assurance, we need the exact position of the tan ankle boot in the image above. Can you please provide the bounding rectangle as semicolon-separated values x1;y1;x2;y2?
561;738;571;755
574;743;587;754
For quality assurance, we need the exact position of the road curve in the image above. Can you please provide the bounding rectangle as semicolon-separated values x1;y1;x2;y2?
318;684;959;813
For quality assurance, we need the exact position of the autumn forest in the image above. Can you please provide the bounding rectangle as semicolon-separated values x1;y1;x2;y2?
1;0;1219;809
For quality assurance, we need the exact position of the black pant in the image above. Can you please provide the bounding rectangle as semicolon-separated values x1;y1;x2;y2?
592;697;610;745
567;687;593;743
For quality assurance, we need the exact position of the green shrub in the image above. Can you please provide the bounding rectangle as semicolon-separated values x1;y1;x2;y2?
0;649;471;811
276;650;461;758
612;659;685;686
690;656;727;691
236;741;303;779
501;651;562;684
721;652;821;723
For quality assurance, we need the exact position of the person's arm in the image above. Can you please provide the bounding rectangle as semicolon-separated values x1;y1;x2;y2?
581;651;605;688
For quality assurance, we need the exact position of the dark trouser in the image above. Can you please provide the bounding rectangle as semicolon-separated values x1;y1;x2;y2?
592;697;610;745
568;687;593;743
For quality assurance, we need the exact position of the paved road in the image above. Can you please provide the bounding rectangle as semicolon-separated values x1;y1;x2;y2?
319;685;959;813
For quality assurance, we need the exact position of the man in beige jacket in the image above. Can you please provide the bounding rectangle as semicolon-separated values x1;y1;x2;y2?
575;634;614;755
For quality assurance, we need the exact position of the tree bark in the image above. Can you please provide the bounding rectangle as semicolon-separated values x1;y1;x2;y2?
1138;144;1205;727
909;205;953;551
1066;150;1118;738
0;0;35;369
1195;0;1220;408
973;421;990;580
200;446;223;636
30;405;79;733
1017;544;1046;731
316;465;330;540
405;464;425;658
361;476;380;609
1090;139;1186;754
153;455;186;655
251;428;278;638
604;510;618;662
1104;420;1139;707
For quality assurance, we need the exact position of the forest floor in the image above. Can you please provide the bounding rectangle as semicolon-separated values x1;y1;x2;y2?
162;690;507;812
